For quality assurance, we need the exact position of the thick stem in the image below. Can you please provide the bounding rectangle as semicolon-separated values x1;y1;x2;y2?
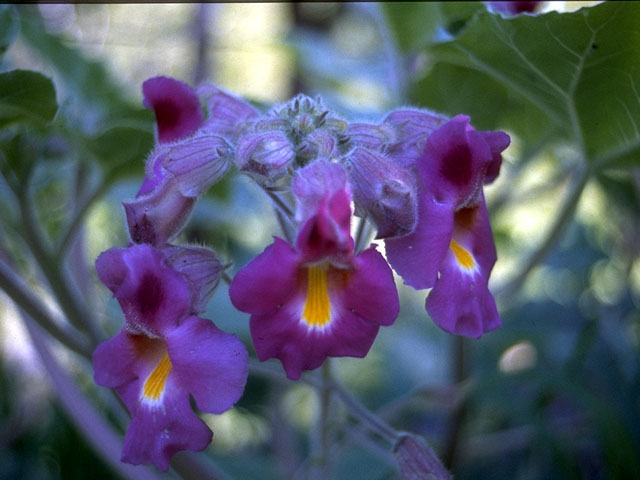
0;258;92;358
19;189;103;345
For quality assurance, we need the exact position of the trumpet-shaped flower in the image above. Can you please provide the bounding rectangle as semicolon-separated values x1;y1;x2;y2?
385;115;509;338
94;244;248;470
229;161;399;380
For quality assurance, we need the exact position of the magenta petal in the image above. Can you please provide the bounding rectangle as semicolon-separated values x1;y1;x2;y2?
167;316;248;414
142;76;204;143
121;388;212;471
385;194;454;290
93;331;166;412
480;130;510;184
425;259;501;338
249;299;381;381
339;246;399;326
426;201;501;337
418;115;491;208
229;237;300;315
96;244;192;336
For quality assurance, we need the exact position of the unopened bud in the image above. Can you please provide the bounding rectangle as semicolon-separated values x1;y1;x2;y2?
292;160;349;224
384;109;448;167
124;178;196;246
298;129;337;162
163;134;232;197
197;84;259;139
236;131;295;179
163;245;223;314
345;148;418;239
345;122;396;151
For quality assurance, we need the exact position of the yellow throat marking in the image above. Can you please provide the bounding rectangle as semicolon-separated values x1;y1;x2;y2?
142;352;172;401
450;239;476;271
302;266;332;328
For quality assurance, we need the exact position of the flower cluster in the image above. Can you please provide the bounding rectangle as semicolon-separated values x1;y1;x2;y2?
94;75;509;469
93;77;250;470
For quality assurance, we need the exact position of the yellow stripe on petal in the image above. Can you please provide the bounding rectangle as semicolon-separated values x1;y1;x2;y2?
302;266;332;328
142;352;172;401
450;239;476;271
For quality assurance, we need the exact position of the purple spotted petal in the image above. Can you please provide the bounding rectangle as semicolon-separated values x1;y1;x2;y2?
121;386;212;471
167;316;248;414
229;237;300;315
385;194;454;290
425;201;500;337
143;76;204;143
95;244;191;336
418;115;492;209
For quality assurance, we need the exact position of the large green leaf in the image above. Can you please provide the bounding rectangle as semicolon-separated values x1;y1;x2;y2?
17;6;150;128
0;70;58;126
85;126;153;179
0;4;19;59
414;2;640;168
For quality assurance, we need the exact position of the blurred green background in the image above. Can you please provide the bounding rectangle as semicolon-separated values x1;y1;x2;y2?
1;2;639;479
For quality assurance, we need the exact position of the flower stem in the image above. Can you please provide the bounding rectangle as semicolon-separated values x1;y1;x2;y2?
18;187;103;345
309;360;333;480
329;377;400;444
495;164;590;303
0;258;92;358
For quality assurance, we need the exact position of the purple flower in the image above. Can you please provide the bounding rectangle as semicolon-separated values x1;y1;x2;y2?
229;161;399;380
142;76;204;144
487;1;542;15
385;115;509;338
94;244;248;470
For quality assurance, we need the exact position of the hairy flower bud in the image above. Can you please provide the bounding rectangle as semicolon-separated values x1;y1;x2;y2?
384;108;448;167
124;178;196;246
197;84;259;139
236;131;295;179
345;148;418;239
345;122;396;151
163;245;223;314
163;134;232;197
297;128;338;162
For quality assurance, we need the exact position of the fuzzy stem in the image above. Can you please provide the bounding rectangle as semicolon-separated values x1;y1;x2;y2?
0;258;92;358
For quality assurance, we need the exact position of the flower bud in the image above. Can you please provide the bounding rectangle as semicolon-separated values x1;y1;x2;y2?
235;131;295;179
297;128;337;162
163;134;232;197
345;148;418;239
163;245;223;314
345;122;396;151
384;108;448;168
197;84;259;139
292;160;350;225
124;178;196;246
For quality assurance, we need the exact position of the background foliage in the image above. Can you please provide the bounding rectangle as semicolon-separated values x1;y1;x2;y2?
1;3;639;479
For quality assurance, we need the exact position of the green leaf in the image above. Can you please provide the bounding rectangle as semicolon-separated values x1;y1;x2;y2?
414;2;640;167
0;4;19;58
381;3;441;52
17;6;150;127
85;126;153;179
0;70;58;126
